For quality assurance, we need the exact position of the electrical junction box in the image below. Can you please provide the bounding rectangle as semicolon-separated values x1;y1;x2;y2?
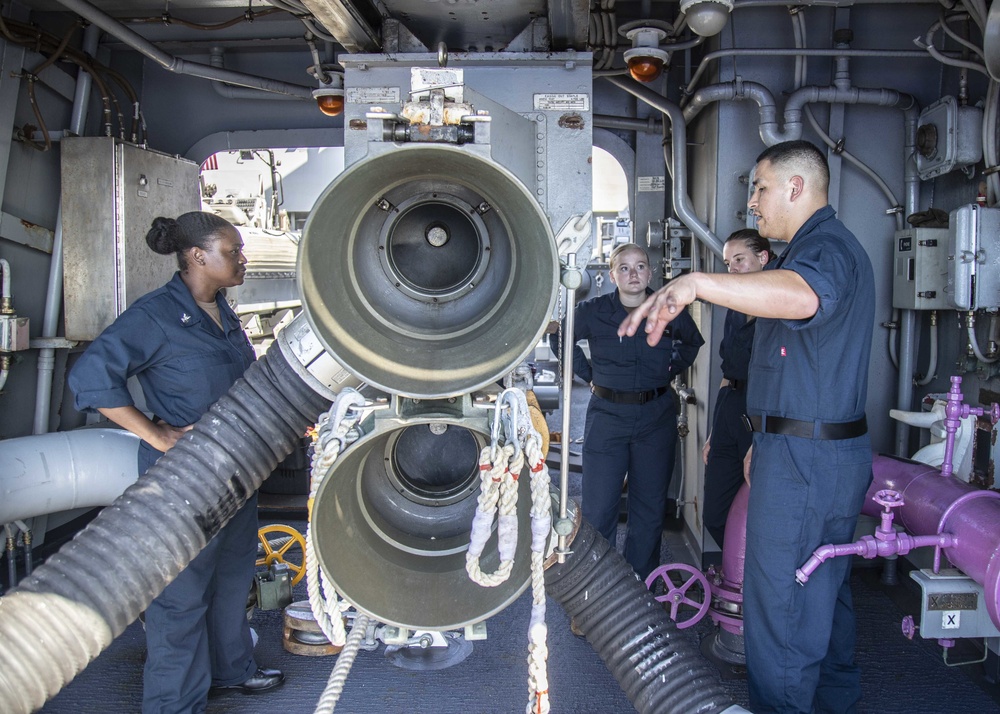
892;227;951;310
916;96;983;180
910;569;1000;639
61;137;200;341
948;204;1000;310
0;314;29;352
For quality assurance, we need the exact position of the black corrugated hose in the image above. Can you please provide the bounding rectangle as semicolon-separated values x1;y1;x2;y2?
0;347;330;714
545;517;735;714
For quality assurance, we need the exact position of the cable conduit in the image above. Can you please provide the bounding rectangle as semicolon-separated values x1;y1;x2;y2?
54;0;314;99
0;346;331;714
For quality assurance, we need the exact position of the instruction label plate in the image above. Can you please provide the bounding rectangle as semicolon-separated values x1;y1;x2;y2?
534;93;590;111
346;87;401;105
638;176;666;192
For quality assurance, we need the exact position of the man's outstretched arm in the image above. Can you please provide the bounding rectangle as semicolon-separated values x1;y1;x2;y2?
618;269;819;346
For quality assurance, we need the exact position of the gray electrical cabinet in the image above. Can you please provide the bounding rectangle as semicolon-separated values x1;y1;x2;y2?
892;227;950;310
61;138;200;341
948;204;1000;311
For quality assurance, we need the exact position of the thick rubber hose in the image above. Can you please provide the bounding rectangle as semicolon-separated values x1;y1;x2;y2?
545;518;733;714
0;347;330;714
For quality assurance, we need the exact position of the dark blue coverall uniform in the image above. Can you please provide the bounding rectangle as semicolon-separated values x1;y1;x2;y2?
703;308;756;548
70;271;259;714
744;206;874;714
573;288;704;579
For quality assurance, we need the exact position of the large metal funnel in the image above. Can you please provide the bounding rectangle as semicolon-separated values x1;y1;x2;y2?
298;144;558;398
311;404;532;630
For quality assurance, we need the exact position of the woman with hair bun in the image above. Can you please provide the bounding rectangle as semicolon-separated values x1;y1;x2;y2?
702;228;774;550
69;211;284;713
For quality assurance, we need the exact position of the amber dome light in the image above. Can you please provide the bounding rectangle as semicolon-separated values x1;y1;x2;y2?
315;91;344;117
627;55;665;83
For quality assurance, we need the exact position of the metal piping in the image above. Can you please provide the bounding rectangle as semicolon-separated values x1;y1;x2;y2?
861;454;1000;629
0;429;139;525
33;23;99;436
734;0;942;5
605;75;725;258
54;0;314;99
683;81;917;147
683;48;937;102
556;255;578;559
593;114;664;134
208;47;301;101
895;101;921;455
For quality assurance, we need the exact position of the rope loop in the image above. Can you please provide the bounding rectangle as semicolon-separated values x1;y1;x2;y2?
469;387;553;714
305;388;368;650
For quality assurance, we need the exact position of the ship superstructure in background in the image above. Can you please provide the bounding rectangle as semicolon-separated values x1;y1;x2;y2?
2;1;1000;712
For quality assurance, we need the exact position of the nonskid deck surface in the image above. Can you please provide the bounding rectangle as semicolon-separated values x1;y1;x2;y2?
34;514;1000;714
29;384;1000;713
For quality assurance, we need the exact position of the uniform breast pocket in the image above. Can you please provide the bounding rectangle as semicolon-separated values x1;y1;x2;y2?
638;336;673;376
174;350;239;372
172;350;243;394
589;335;627;363
748;325;784;377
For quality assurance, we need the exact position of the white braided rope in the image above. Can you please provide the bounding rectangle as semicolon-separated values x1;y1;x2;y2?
466;441;521;586
523;417;552;714
467;389;552;713
305;388;366;649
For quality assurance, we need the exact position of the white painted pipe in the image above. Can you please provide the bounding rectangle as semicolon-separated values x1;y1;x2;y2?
0;429;140;524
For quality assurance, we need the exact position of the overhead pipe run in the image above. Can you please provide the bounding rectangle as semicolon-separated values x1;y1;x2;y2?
682;47;936;102
54;0;314;99
207;47;300;101
682;81;917;148
605;75;726;258
594;113;665;134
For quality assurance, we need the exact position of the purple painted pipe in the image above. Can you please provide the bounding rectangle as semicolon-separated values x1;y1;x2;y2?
721;482;749;588
708;482;749;636
855;454;1000;630
796;531;954;583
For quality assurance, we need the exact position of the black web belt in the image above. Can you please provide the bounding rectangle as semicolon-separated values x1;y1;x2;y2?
591;384;671;405
743;413;867;440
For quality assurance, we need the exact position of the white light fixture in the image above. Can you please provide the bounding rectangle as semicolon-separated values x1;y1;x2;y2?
680;0;734;38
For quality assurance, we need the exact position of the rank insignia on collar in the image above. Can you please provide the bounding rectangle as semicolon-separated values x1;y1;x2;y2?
181;313;192;323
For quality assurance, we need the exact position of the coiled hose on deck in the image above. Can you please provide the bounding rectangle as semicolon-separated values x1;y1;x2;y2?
545;517;734;714
0;347;330;714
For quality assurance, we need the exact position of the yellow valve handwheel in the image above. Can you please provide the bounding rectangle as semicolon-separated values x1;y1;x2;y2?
256;524;307;585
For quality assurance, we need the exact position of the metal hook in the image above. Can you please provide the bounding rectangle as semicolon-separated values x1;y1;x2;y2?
490;397;505;460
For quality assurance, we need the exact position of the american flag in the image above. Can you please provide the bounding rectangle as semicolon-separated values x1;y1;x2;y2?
200;154;218;171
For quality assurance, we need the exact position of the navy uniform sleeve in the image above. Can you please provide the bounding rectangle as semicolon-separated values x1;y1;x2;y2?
668;308;705;374
69;307;167;413
779;236;853;331
571;300;594;383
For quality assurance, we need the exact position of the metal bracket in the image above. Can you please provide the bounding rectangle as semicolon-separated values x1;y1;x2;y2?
555;211;593;255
